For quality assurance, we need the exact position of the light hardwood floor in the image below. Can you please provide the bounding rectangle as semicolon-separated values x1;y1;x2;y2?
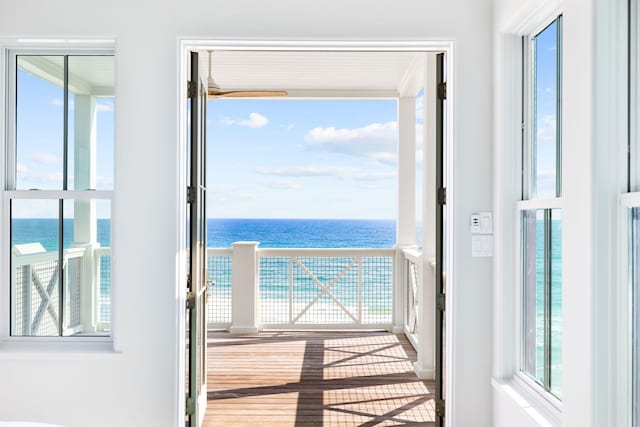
205;331;435;426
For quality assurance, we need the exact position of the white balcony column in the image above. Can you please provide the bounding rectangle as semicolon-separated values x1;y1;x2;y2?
229;241;260;334
394;96;417;333
73;95;98;333
415;54;437;379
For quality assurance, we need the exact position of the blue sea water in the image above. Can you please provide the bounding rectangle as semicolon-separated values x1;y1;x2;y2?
11;218;396;249
207;218;396;248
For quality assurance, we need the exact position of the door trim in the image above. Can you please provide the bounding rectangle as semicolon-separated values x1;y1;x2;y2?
176;39;456;427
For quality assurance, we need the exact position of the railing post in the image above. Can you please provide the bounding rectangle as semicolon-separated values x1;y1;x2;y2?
414;257;435;379
229;241;260;334
393;247;409;334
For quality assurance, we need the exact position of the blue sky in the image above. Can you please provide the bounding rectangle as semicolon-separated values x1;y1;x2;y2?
534;19;559;198
14;64;114;218
207;98;408;219
14;57;429;221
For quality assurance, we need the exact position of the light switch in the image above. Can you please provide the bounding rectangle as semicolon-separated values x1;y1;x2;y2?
470;212;492;234
470;214;481;233
472;235;493;257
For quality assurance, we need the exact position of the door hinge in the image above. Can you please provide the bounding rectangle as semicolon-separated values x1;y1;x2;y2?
187;186;196;204
186;290;196;310
186;396;196;416
436;293;446;312
437;82;447;100
435;398;445;418
187;81;197;99
437;187;446;205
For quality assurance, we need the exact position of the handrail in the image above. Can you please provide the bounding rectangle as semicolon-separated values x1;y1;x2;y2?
401;247;422;264
12;246;86;267
259;247;395;257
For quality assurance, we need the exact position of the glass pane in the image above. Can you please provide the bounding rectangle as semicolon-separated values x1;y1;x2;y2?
522;209;543;381
415;88;424;249
16;56;64;190
532;20;560;198
68;56;115;190
10;199;60;336
632;208;640;425
550;208;562;397
61;199;111;336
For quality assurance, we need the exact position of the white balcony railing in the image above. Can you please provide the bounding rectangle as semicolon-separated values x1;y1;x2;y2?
11;244;397;334
402;248;422;348
12;246;86;336
258;248;394;328
11;244;112;336
207;246;395;330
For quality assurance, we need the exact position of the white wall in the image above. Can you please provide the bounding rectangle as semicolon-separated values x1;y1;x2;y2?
0;1;494;426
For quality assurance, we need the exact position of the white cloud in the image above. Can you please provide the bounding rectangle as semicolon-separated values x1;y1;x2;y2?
17;171;63;186
537;114;556;142
415;95;424;122
16;163;28;174
304;121;398;166
32;152;61;165
265;180;301;190
221;112;269;128
50;99;74;109
211;190;257;203
535;169;556;197
96;101;114;113
352;172;396;181
256;165;359;178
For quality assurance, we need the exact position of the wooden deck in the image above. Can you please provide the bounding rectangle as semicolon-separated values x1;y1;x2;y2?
205;331;435;426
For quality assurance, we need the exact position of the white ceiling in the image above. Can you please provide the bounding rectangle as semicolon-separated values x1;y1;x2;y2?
198;50;425;96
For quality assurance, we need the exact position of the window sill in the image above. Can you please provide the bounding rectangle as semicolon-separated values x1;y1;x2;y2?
492;376;561;427
0;339;121;360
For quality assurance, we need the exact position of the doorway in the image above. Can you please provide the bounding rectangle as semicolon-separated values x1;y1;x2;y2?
179;41;454;427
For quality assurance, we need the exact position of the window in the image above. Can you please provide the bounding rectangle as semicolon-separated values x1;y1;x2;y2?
519;16;563;399
5;53;114;337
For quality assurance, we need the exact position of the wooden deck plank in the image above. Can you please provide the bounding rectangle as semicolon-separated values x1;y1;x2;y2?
204;331;434;426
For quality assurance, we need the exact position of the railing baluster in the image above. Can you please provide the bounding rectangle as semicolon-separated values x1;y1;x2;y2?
357;256;363;324
289;256;294;325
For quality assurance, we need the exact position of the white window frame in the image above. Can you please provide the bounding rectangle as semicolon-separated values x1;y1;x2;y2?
513;14;564;409
1;47;114;343
628;1;640;426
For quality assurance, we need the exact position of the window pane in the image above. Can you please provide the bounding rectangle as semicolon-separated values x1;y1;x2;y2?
550;208;562;397
522;209;544;382
16;56;65;190
416;88;424;249
68;56;115;191
11;199;60;336
632;208;640;425
62;199;112;336
532;20;560;198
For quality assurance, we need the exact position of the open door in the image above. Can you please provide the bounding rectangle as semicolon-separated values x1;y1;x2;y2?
185;50;208;427
434;52;447;427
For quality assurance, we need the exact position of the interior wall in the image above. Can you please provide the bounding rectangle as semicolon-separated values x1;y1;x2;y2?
0;1;494;426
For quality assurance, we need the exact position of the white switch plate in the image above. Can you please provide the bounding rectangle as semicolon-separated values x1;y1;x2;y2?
472;235;493;257
470;212;492;234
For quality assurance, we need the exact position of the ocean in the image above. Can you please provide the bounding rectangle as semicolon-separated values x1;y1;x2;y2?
11;218;396;249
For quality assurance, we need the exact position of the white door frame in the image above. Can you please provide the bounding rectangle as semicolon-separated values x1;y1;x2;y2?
176;39;456;427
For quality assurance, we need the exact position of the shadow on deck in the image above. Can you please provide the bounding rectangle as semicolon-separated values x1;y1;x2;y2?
205;331;435;426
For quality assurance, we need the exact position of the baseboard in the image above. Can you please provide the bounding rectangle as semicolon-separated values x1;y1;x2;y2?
414;361;435;380
228;326;259;334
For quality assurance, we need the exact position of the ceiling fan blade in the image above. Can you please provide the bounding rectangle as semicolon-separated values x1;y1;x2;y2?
208;90;288;98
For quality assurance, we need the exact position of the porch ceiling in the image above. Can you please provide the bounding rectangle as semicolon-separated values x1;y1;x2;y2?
197;50;425;97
